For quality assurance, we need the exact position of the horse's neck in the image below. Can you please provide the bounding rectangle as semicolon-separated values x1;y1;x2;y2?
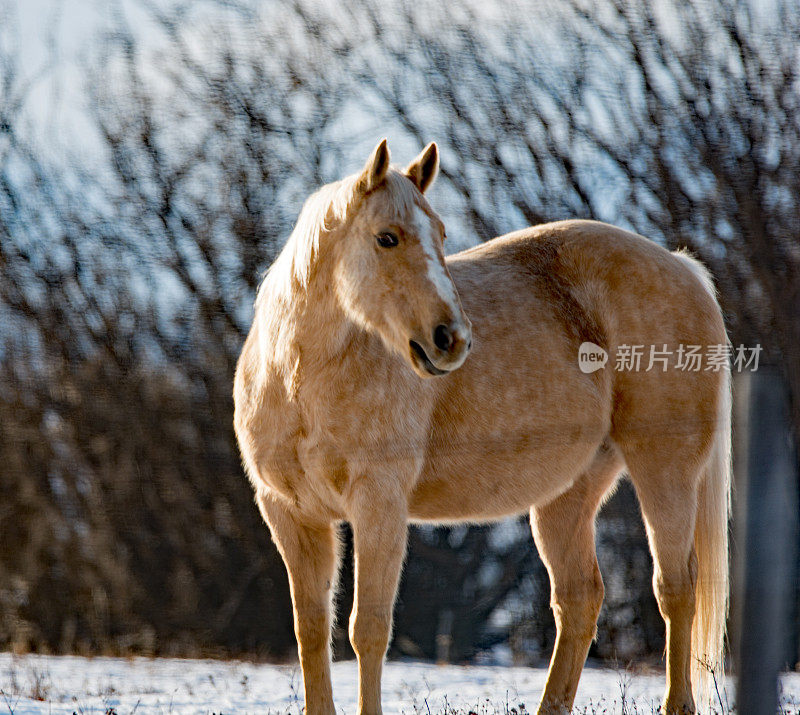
257;268;358;380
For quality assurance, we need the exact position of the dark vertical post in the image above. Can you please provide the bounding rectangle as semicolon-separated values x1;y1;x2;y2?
733;367;799;714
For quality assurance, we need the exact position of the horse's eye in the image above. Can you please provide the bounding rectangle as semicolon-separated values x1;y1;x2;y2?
376;231;399;248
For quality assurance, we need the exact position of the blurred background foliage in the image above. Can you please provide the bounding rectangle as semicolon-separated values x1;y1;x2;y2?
0;0;798;665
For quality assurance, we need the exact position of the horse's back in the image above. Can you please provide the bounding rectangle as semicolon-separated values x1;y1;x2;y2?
450;220;721;331
448;219;725;369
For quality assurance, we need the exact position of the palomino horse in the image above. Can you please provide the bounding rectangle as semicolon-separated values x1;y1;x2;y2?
233;140;730;715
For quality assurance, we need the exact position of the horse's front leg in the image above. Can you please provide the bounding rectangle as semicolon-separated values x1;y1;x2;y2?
256;491;339;715
347;480;408;715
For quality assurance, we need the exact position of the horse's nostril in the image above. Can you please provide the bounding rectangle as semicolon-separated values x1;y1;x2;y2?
434;324;454;352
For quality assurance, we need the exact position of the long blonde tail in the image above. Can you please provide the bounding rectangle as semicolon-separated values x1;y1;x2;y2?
692;365;732;705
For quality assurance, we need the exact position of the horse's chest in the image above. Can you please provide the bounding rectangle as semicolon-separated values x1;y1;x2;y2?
295;384;431;501
295;434;352;502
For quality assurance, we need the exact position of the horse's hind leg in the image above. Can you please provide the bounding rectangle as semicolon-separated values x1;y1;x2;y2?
624;447;701;714
256;491;339;715
531;442;623;715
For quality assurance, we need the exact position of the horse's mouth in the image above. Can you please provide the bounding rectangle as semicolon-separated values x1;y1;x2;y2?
409;340;450;377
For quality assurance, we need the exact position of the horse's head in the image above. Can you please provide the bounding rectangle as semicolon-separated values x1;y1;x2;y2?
333;140;472;378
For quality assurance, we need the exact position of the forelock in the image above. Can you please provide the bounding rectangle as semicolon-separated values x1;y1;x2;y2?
382;169;422;217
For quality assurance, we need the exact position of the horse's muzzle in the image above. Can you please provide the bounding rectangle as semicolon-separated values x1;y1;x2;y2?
408;322;472;377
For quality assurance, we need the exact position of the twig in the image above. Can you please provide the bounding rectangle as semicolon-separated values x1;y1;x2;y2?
0;689;15;715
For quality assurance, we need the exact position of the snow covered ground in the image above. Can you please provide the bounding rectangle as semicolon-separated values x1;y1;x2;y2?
1;653;799;714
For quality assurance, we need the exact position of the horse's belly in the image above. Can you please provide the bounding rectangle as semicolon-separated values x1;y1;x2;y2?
408;431;601;521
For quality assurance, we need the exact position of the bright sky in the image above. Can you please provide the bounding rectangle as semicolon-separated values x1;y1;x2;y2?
12;0;237;166
10;0;136;156
7;0;94;157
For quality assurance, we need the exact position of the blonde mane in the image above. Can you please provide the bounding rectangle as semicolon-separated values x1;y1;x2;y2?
256;176;356;312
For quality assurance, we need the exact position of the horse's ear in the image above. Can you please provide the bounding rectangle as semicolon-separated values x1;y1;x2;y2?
357;138;391;194
404;142;439;194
